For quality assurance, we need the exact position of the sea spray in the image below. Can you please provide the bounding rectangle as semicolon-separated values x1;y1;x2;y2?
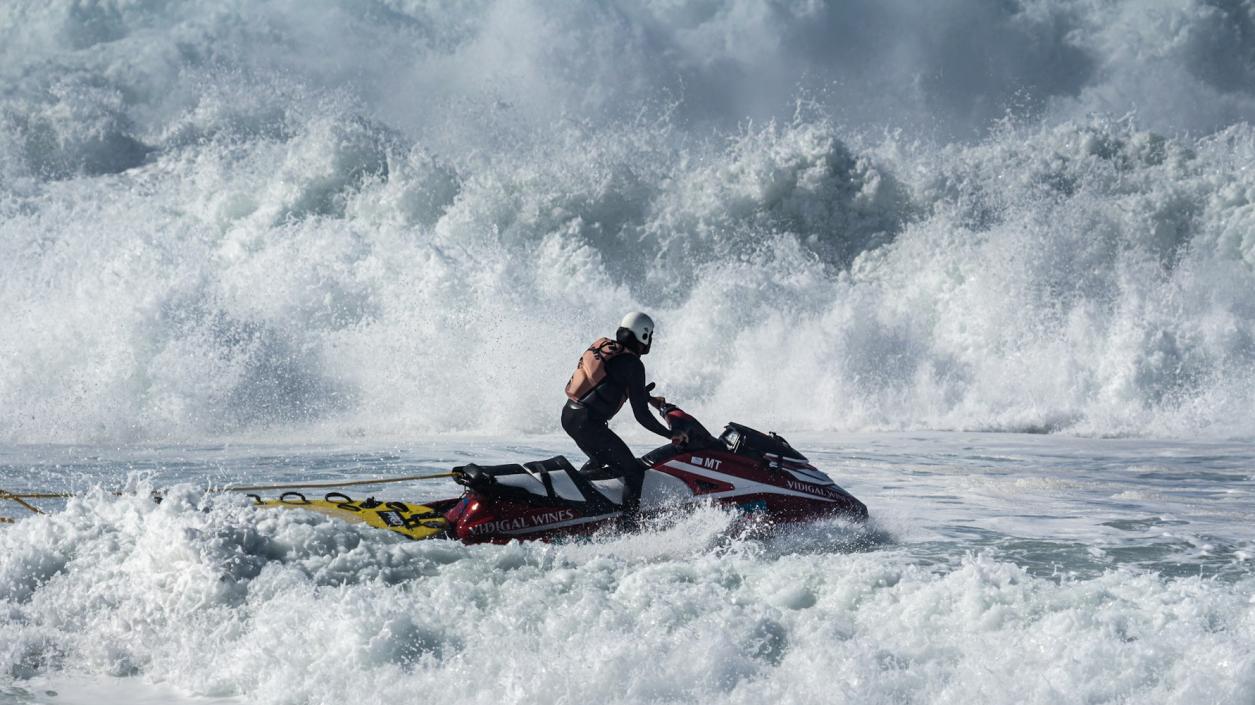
0;484;1250;704
3;0;1255;442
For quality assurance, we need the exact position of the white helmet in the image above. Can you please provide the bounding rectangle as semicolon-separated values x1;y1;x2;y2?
618;311;655;353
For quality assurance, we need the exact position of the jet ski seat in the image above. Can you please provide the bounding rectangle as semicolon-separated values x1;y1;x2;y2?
454;456;621;511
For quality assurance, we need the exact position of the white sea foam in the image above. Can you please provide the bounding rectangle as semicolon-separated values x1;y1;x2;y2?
1;431;1253;704
4;4;1255;702
0;484;1251;705
4;1;1255;442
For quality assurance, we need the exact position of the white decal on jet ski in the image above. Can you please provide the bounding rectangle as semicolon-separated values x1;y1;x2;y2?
782;467;836;485
499;512;620;535
689;456;723;470
469;508;577;535
764;454;834;485
783;479;845;498
663;460;840;503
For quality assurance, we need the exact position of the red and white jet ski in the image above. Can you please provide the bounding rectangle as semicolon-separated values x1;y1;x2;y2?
430;402;867;543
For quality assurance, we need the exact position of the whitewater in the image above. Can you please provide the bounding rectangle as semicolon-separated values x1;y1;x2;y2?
1;0;1254;703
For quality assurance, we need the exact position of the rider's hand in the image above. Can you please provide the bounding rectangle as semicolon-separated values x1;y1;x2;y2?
650;395;666;408
671;431;688;446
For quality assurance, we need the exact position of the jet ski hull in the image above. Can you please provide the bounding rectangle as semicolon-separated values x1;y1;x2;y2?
441;441;867;544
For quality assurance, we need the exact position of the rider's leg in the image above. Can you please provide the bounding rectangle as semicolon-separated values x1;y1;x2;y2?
561;402;644;517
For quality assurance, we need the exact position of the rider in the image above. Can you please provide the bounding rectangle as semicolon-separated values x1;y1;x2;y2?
562;312;680;523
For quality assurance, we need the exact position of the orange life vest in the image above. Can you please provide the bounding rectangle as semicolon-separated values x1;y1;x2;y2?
565;337;634;414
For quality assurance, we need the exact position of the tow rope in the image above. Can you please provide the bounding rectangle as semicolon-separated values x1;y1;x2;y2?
0;471;458;521
0;490;54;515
212;471;455;493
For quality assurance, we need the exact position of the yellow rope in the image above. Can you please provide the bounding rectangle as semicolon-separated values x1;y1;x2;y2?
0;491;45;515
213;471;457;493
0;471;459;521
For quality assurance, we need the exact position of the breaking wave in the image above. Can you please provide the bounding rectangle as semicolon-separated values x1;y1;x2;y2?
2;0;1255;441
1;489;1251;704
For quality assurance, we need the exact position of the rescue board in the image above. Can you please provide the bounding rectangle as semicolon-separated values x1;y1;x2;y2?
252;491;448;540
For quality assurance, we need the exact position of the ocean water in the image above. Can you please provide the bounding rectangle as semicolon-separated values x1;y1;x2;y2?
1;434;1252;705
3;0;1255;702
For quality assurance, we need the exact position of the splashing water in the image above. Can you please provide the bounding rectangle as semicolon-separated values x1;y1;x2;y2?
2;0;1255;442
3;2;1255;703
1;436;1252;705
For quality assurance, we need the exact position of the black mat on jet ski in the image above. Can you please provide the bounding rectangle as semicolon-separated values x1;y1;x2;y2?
454;456;619;513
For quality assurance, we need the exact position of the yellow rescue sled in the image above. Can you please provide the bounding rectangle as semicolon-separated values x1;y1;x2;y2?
251;491;448;541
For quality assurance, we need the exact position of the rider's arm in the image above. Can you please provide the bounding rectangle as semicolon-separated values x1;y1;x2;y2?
621;358;672;438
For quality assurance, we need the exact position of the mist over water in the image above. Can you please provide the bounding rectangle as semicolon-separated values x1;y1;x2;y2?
3;0;1255;442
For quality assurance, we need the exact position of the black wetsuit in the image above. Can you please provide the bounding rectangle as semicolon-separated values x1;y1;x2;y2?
561;354;670;517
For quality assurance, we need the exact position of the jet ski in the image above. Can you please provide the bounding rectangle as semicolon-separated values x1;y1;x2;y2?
7;404;864;542
428;401;867;543
249;402;865;543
